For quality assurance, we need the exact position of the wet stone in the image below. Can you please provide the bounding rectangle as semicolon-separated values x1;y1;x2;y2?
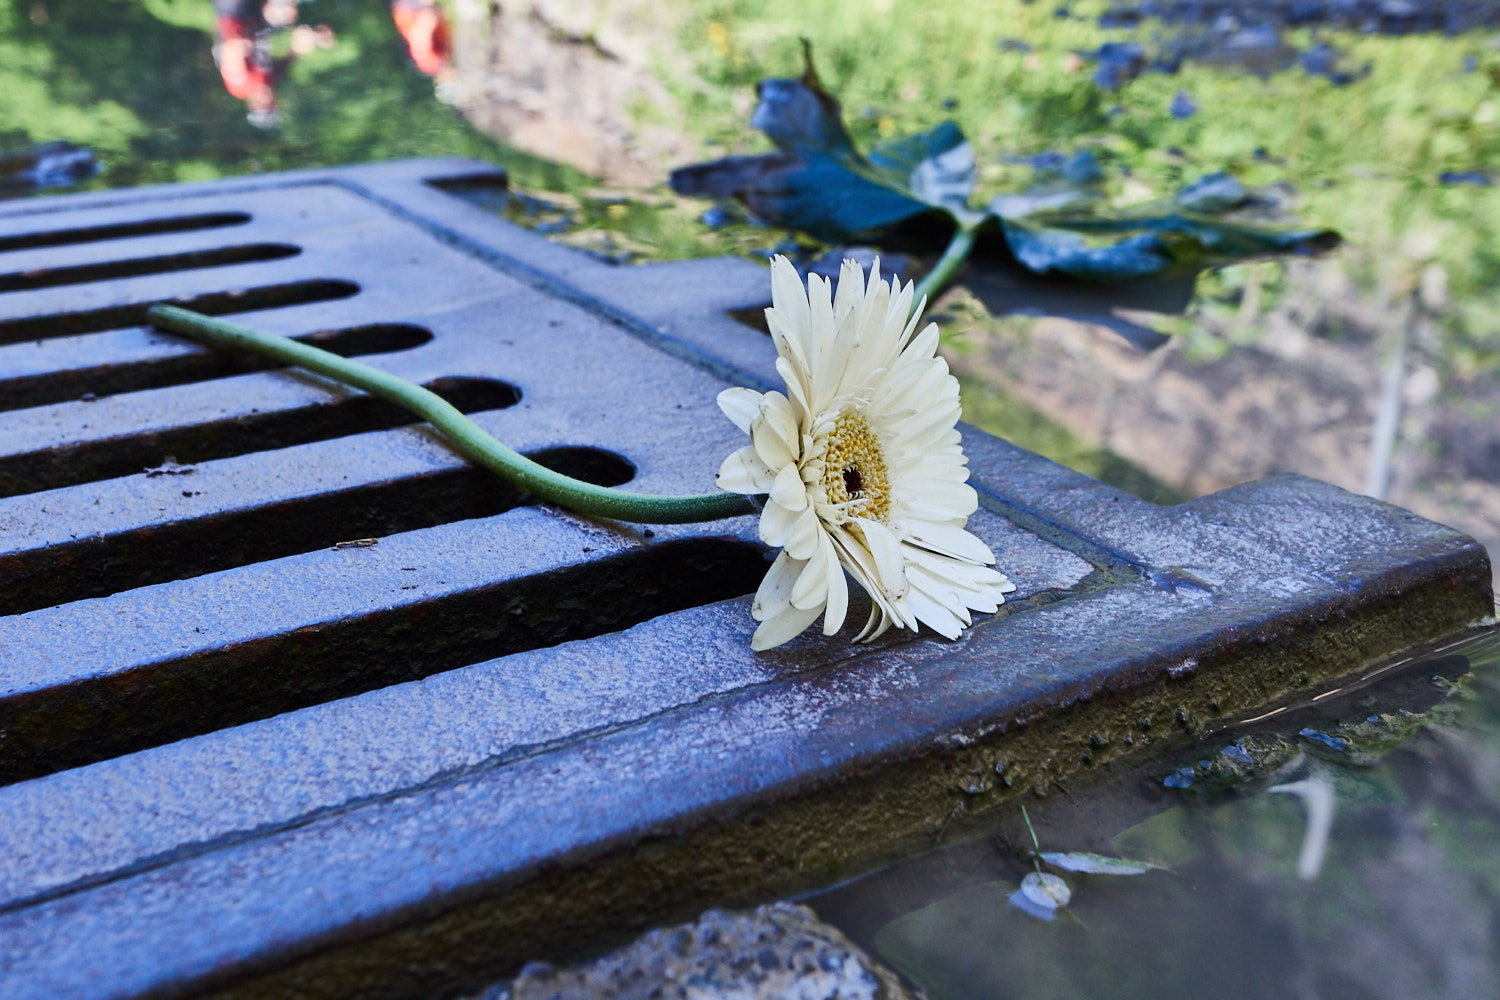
466;903;918;1000
0;159;1490;1000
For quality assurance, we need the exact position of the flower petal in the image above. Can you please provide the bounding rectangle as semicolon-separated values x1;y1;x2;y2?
751;416;796;471
822;536;850;635
766;308;809;374
777;356;812;424
906;519;996;565
717;446;776;494
759;497;801;548
854;603;893;643
833;257;864;323
771;254;811;320
784;505;823;561
752;549;803;621
828;527;902;624
751;601;824;651
790;534;833;610
716;386;764;433
905;547;1016;616
854;517;909;601
896;479;979;519
770;461;808;511
905;584;966;639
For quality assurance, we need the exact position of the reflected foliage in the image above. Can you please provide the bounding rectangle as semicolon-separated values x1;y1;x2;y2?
0;0;576;193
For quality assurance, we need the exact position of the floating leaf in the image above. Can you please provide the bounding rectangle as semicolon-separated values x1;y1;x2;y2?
1175;173;1249;213
1009;871;1072;922
1038;212;1340;261
668;152;803;202
865;121;979;216
1037;852;1164;875
1000;222;1180;280
669;44;960;241
748;50;856;158
986;187;1094;220
739;153;938;242
1439;170;1492;186
998;208;1338;282
1219;740;1255;765
668;44;1341;320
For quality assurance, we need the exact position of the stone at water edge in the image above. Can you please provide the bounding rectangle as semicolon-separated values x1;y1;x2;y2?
469;902;921;1000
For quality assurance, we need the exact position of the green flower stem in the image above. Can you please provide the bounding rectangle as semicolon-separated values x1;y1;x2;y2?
910;222;978;319
1021;804;1046;879
147;305;757;525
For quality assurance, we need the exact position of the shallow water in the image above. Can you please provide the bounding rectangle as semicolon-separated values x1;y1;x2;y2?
810;628;1500;1000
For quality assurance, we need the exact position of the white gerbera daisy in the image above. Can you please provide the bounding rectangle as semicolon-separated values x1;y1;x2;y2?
717;255;1017;651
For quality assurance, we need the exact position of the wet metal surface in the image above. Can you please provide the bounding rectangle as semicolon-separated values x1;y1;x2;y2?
0;159;1490;999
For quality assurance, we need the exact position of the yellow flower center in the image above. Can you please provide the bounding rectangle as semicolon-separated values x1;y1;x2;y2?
820;410;891;520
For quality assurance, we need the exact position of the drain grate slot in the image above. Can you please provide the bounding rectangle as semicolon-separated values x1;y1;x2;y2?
0;212;251;254
0;376;521;497
0;278;359;346
0;445;632;619
0;243;301;295
0;536;768;785
0;323;434;412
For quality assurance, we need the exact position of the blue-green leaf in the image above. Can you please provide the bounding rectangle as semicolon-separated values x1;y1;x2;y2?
1038;851;1165;875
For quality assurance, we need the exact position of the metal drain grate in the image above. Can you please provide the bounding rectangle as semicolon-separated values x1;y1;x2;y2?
0;159;1490;1000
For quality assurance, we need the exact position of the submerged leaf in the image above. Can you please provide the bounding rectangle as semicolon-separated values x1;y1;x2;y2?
1038;851;1163;875
1007;888;1059;921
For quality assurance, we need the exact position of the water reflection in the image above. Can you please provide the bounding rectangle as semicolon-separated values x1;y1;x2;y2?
210;0;451;126
212;0;334;127
0;141;97;197
391;0;453;88
0;0;563;199
810;631;1500;1000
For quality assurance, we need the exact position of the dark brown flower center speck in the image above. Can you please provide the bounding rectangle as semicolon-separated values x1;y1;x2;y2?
820;411;891;520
